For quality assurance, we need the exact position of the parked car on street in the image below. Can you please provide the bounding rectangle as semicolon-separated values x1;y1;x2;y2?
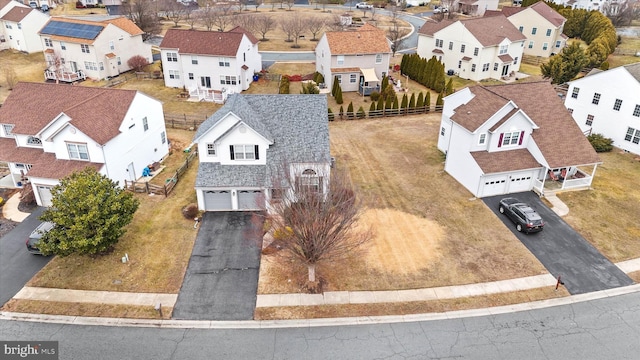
433;6;448;13
26;221;54;255
355;2;374;9
498;197;545;233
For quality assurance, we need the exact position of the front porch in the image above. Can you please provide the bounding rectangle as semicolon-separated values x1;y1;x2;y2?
44;69;86;83
533;166;597;196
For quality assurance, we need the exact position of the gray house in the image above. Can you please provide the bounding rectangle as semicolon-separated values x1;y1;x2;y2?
193;94;331;212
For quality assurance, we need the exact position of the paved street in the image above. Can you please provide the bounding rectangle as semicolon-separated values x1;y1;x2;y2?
172;212;263;320
484;192;633;294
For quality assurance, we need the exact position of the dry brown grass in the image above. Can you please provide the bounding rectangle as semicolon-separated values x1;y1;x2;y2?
0;50;46;102
255;287;570;320
50;2;107;16
258;115;547;294
558;149;640;262
27;129;199;293
1;299;172;320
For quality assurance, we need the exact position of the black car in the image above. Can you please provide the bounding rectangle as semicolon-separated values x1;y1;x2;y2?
498;197;544;233
26;221;54;255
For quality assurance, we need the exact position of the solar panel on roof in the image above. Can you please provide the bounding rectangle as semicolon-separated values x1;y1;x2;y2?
40;20;103;40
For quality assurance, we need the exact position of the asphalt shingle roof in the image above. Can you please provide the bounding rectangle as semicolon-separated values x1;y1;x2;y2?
419;15;526;46
325;25;391;55
1;6;32;22
160;27;256;56
195;94;330;188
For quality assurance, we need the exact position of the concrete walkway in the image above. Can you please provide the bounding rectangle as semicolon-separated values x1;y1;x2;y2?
13;287;177;307
2;193;30;222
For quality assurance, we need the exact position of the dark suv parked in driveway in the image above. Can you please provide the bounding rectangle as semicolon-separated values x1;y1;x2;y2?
499;197;545;233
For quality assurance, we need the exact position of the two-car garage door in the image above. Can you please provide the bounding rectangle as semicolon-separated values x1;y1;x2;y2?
479;172;535;197
203;189;263;211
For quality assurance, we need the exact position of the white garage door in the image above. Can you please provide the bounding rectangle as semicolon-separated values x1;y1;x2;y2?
507;173;533;193
36;185;53;207
203;190;232;211
238;190;263;210
480;176;507;197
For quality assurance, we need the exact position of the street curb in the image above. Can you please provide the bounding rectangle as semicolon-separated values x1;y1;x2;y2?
3;284;640;329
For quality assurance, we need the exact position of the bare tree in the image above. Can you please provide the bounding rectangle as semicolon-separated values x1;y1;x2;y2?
253;0;263;11
162;0;187;27
198;3;217;30
387;22;410;56
369;5;378;21
279;16;295;42
325;14;344;31
602;0;638;26
127;55;149;72
253;14;276;40
123;0;161;40
266;0;278;11
184;4;198;29
265;166;372;285
44;50;64;83
284;0;295;10
306;16;325;41
280;16;308;47
212;8;234;31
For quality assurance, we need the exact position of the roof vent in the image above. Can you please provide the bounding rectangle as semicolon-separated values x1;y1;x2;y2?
467;111;471;114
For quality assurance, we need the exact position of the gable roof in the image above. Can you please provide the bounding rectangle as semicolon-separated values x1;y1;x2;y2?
103;16;144;36
419;15;526;46
229;26;259;45
529;1;566;27
0;82;138;145
39;16;142;44
160;28;254;56
0;6;33;22
623;62;640;82
195;94;330;188
324;25;391;55
451;82;600;168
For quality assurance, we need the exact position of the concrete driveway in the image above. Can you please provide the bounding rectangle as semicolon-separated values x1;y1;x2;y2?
483;191;633;295
172;212;263;320
0;207;51;306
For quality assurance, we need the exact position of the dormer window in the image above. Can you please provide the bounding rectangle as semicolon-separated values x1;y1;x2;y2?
67;143;89;160
2;124;14;136
498;131;523;147
27;136;42;146
230;145;258;160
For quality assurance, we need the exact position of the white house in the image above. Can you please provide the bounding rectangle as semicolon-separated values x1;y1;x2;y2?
455;0;499;16
0;5;48;53
38;16;152;82
417;15;526;81
193;94;331;212
438;81;601;198
486;1;567;58
564;63;640;156
159;27;261;103
315;24;392;95
0;82;169;206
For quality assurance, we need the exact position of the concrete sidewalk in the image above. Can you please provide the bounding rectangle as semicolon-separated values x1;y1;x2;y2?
13;287;177;307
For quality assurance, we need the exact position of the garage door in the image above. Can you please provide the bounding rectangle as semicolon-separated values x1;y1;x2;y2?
480;176;507;197
508;174;533;193
36;185;53;207
238;190;263;210
203;190;232;211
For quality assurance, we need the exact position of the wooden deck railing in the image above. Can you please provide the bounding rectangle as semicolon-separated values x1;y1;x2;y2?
124;148;198;196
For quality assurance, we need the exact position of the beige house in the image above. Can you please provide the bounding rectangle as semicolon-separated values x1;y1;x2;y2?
315;24;392;95
486;1;567;58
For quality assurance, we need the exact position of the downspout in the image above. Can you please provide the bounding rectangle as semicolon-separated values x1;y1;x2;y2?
100;144;110;179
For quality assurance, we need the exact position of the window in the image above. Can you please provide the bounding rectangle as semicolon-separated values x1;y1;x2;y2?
117;57;121;65
109;41;114;50
474;47;479;56
634;104;640;117
350;74;356;83
84;61;97;71
67;143;89;160
449;41;453;50
201;76;211;88
299;169;320;193
206;143;216;156
546;29;552;36
44;38;53;47
4;24;11;29
188;73;194;80
555;40;561;48
435;39;443;47
231;145;257;160
482;63;489;72
499;45;508;54
531;27;537;35
161;131;166;144
592;93;601;105
270;188;284;202
542;43;548;51
458;60;461;69
440;127;445;136
375;53;382;64
167;52;178;62
142;117;148;131
501;131;521;146
60;41;66;50
518;26;523;32
460;44;465;53
528;41;534;49
336;74;342;84
613;99;622;111
586;114;594;126
478;133;486;145
81;44;90;53
220;75;237;85
191;56;198;65
168;70;180;79
337;55;344;65
471;64;476;72
625;127;640;144
493;63;498;71
99;62;104;71
3;124;14;136
568;108;573;114
571;87;579;99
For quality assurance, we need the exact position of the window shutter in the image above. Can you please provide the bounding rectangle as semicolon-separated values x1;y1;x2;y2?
518;131;524;145
498;133;503;148
230;145;234;160
318;176;323;194
254;145;259;160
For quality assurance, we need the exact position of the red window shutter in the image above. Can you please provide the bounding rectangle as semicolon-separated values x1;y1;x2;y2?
498;133;503;148
519;131;524;145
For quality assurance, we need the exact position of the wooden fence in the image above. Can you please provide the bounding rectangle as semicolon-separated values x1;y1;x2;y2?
164;113;209;130
329;105;443;120
124;148;198;197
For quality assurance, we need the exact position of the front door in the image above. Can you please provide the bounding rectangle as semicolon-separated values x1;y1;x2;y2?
127;162;136;181
501;64;510;77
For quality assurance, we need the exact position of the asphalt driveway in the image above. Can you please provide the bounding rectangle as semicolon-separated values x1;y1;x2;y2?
483;191;633;295
0;207;51;306
172;212;263;320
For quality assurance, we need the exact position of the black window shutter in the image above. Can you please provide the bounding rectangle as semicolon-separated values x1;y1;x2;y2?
230;145;235;160
254;145;259;160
